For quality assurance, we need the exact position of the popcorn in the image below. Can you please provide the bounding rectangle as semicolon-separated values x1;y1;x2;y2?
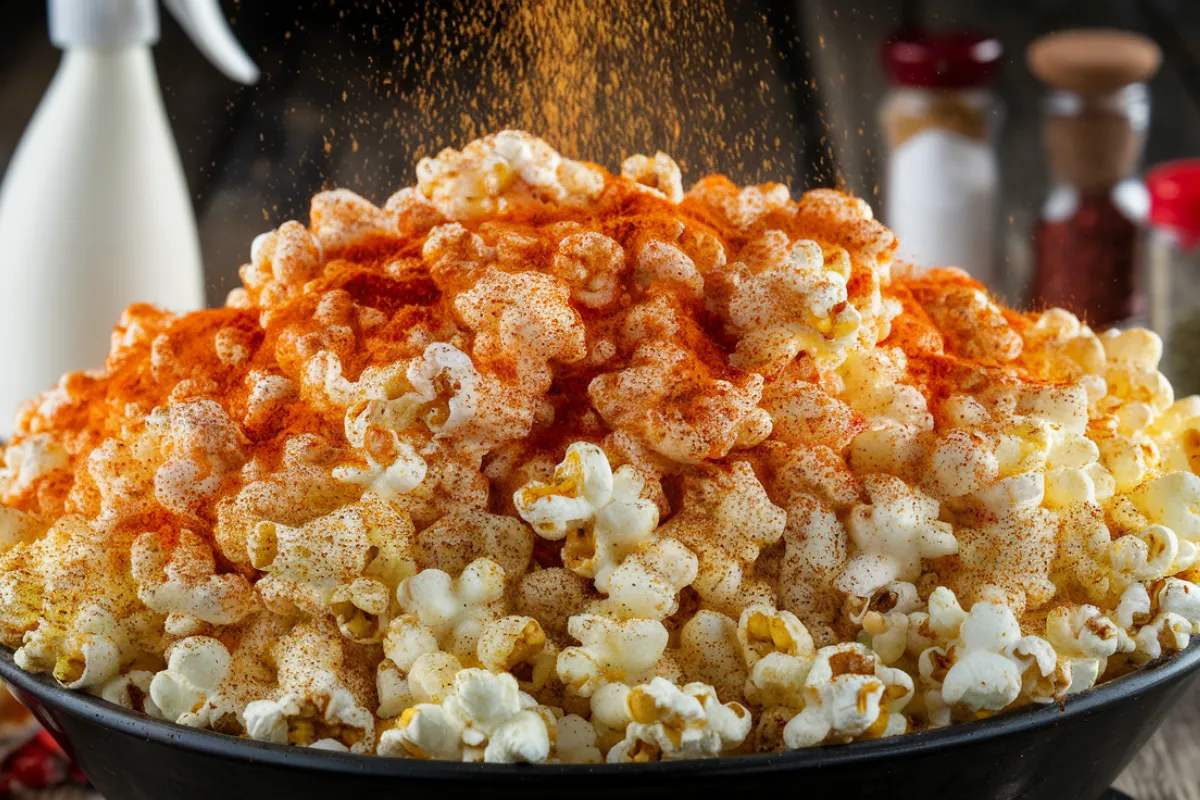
549;232;627;310
333;401;428;499
604;678;752;762
2;434;69;502
557;614;669;697
243;669;376;753
621;152;684;203
378;669;552;763
391;559;506;662
920;602;1060;713
736;606;816;707
131;529;256;625
836;475;955;598
660;461;786;613
149;637;234;728
782;643;912;748
514;442;617;540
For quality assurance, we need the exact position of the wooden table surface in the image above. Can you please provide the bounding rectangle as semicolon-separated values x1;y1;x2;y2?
1115;676;1200;799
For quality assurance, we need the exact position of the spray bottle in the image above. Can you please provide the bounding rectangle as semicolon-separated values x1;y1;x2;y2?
0;0;258;436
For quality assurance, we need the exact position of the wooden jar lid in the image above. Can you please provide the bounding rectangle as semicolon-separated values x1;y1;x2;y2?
1027;29;1161;93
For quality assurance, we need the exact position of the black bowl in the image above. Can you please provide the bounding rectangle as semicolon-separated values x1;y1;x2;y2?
2;645;1198;800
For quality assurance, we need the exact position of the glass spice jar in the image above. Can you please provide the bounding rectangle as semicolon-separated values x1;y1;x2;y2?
1146;160;1200;397
879;31;1004;286
1027;29;1162;329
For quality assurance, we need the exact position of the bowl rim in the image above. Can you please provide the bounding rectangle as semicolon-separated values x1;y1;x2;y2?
3;642;1199;779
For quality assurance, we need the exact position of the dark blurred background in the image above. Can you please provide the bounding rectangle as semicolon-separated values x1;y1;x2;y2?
0;0;1198;307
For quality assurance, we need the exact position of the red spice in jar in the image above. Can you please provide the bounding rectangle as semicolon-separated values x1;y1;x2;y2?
1031;188;1141;328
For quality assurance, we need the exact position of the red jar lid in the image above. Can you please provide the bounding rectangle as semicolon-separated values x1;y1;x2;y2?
881;31;1002;88
1148;160;1200;249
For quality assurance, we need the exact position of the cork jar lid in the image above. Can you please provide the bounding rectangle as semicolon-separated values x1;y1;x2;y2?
1027;29;1161;93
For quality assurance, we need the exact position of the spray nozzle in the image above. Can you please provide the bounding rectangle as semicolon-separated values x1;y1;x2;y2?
49;0;259;84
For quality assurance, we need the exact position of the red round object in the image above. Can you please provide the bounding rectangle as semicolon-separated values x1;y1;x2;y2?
881;31;1003;88
1148;159;1200;249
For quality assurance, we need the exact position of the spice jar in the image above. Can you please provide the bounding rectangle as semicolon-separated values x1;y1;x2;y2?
1147;160;1200;396
1027;29;1161;329
879;31;1004;284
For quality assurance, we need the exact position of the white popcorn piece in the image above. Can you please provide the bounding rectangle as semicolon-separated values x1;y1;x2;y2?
1115;583;1152;629
836;475;956;597
379;704;465;760
1158;578;1200;630
736;606;816;706
1135;613;1194;661
1046;605;1134;660
97;670;156;713
557;614;669;697
1131;471;1200;544
554;714;603;763
513;442;616;540
1110;525;1179;582
334;401;428;499
605;678;752;762
148;637;233;728
131;529;257;625
378;669;552;764
393;558;506;661
621;152;684;203
1;434;69;501
407;652;464;704
922;602;1060;712
376;659;415;719
599;537;698;621
782;643;912;748
405;342;481;436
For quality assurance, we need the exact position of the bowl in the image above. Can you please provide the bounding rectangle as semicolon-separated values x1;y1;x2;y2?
2;644;1198;799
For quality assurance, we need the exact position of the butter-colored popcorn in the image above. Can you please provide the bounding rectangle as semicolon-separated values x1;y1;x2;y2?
736;606;816;707
836;475;955;598
242;669;376;753
782;643;912;748
605;678;752;762
621;152;684;203
393;559;507;662
557;614;669;697
149;636;235;728
514;442;617;540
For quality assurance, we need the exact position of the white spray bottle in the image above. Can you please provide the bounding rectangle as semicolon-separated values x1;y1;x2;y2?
0;0;258;436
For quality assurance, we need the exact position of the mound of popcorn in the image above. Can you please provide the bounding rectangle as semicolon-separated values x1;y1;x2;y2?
5;130;1200;764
